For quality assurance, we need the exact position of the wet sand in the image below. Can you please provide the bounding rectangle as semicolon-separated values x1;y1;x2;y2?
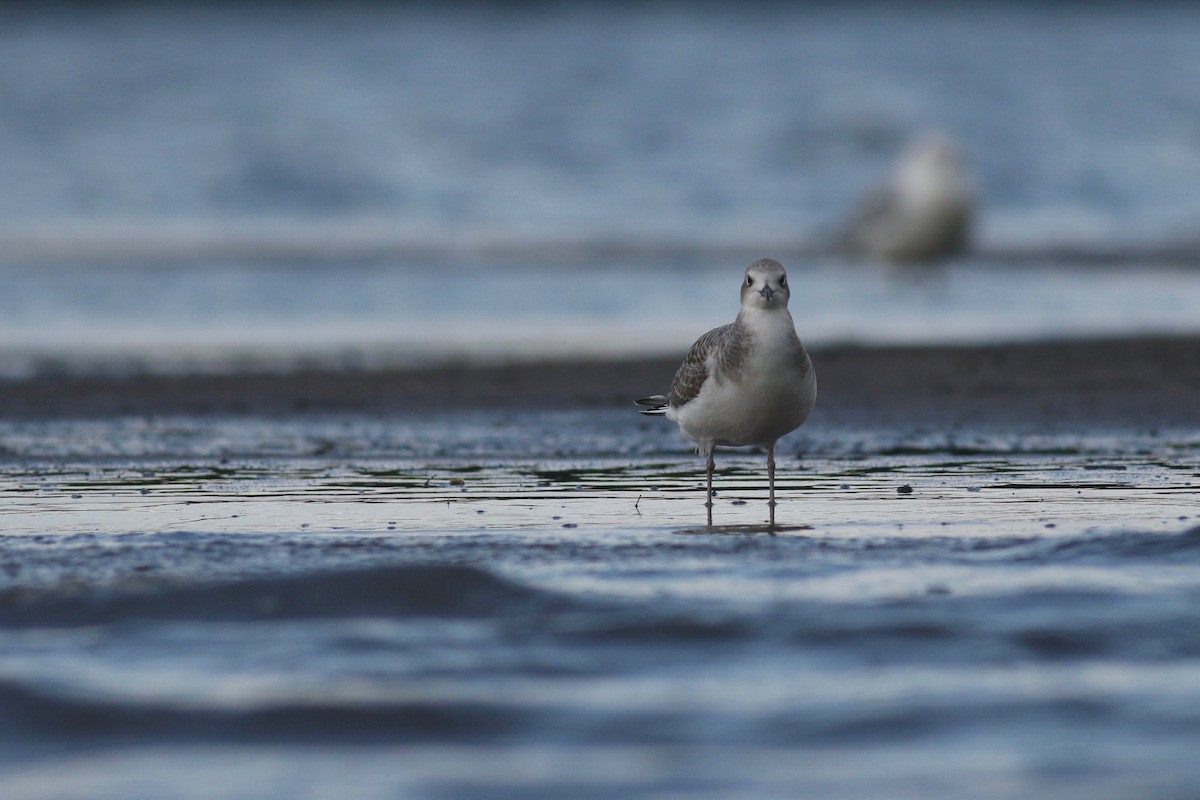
3;335;1198;427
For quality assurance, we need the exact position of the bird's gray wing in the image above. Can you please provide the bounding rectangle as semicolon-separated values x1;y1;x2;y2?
668;324;734;409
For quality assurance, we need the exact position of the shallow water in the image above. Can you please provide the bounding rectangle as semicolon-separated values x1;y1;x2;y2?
1;411;1199;798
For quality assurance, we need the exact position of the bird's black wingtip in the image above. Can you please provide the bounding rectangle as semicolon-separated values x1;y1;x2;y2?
634;395;669;415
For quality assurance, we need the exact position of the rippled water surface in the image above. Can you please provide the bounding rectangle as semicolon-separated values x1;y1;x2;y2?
2;411;1199;799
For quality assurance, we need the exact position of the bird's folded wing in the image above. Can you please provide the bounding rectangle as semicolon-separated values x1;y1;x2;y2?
669;324;733;409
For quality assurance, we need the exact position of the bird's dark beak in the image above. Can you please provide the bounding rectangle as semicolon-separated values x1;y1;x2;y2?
759;285;775;301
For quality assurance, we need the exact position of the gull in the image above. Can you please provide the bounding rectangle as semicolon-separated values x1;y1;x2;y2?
637;258;817;528
846;133;975;263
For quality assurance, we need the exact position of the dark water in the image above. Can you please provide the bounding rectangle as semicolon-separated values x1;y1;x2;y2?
1;411;1199;798
3;2;1200;374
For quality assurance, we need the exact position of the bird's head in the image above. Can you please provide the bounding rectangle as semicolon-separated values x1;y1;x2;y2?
740;258;790;311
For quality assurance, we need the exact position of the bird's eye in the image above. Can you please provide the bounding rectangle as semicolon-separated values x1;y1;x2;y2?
745;276;753;287
780;276;787;288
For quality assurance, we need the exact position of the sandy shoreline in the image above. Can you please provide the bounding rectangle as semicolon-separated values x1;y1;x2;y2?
2;335;1198;428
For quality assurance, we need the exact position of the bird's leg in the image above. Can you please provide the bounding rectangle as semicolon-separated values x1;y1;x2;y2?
705;448;715;527
767;441;777;529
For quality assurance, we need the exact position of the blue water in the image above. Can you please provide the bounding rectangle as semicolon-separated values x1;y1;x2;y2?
1;412;1199;798
4;257;1200;378
2;2;1200;374
4;5;1200;798
2;2;1199;238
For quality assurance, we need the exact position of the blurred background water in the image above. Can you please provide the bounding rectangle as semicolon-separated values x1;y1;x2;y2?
1;0;1199;374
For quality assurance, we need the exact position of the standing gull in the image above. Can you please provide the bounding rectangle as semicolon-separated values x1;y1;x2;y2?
637;258;816;528
845;133;975;263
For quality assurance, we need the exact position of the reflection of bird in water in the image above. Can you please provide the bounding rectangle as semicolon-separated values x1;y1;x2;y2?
636;258;816;529
845;134;975;263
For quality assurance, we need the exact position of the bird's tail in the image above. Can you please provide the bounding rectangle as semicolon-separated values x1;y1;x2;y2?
634;395;669;416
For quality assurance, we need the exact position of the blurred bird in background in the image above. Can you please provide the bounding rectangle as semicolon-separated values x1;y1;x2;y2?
844;133;976;264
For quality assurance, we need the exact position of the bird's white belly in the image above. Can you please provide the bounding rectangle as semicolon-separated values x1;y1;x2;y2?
673;350;816;448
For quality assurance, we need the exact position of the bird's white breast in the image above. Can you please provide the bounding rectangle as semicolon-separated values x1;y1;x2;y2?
672;308;816;449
